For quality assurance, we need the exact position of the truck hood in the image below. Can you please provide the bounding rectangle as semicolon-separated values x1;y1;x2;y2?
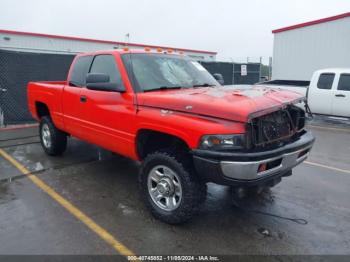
137;85;305;123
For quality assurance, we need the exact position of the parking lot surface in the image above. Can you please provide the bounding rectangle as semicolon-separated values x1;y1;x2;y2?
0;119;350;256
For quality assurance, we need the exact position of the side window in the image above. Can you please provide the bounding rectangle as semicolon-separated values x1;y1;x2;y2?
338;74;350;91
317;73;335;90
69;56;93;87
89;55;124;87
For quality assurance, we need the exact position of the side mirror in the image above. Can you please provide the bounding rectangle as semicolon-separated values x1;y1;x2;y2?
213;73;225;85
86;73;125;92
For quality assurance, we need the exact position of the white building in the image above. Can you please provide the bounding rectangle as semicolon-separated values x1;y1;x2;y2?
272;12;350;81
0;29;217;61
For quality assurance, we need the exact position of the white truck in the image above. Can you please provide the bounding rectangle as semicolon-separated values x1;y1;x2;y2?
261;68;350;118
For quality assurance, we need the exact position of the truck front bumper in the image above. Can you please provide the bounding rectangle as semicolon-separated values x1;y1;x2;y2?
192;131;315;187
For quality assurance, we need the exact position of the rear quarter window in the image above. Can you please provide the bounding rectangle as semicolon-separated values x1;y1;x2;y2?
69;56;93;87
338;74;350;91
317;73;335;90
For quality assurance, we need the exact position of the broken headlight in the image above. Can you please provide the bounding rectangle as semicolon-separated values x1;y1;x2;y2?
199;134;245;150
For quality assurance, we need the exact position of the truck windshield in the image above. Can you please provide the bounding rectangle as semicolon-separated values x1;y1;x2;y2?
122;53;219;92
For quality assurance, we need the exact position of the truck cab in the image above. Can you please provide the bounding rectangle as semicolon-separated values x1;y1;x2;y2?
308;68;350;117
260;68;350;118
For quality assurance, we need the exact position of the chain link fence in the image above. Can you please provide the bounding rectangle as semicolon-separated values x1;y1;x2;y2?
0;49;74;126
200;61;262;85
212;56;273;81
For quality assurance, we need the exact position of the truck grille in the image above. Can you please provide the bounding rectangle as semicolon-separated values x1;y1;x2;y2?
248;106;305;148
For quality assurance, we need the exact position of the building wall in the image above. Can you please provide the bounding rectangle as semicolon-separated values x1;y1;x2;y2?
272;16;350;81
0;32;216;61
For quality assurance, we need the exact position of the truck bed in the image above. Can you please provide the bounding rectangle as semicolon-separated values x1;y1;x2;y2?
260;84;308;96
258;79;308;96
27;81;66;128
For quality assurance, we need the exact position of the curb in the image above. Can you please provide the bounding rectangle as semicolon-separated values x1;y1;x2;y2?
0;123;38;131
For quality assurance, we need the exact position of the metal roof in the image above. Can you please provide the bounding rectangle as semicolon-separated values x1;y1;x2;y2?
0;29;217;55
272;12;350;34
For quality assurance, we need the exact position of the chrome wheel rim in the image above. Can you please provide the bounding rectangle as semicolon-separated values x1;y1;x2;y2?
147;165;182;211
41;124;52;148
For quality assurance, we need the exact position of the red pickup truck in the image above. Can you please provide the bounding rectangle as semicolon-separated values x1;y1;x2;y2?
28;50;315;224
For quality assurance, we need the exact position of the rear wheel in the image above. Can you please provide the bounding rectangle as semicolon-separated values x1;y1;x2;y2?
139;151;206;224
39;116;67;156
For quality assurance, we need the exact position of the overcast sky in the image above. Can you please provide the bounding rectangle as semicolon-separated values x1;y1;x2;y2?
1;0;350;62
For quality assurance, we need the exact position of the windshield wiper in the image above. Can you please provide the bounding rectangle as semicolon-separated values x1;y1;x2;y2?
192;83;216;88
144;86;183;92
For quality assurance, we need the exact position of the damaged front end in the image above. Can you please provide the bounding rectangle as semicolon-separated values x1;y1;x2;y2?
246;105;306;150
192;102;315;187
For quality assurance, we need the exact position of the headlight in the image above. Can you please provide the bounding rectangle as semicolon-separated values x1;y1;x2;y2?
199;134;245;150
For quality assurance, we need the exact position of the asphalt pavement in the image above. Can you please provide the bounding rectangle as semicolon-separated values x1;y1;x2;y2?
0;119;349;257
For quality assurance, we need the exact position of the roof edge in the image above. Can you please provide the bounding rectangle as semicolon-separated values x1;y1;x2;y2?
0;29;217;55
272;12;350;34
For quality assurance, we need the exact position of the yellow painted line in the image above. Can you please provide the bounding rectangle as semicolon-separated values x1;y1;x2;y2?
0;148;136;257
308;124;350;133
304;160;350;174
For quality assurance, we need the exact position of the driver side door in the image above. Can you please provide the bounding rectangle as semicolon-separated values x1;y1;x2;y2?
80;54;136;156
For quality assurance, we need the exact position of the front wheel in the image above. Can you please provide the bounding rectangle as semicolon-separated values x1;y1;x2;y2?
139;151;206;224
39;116;67;156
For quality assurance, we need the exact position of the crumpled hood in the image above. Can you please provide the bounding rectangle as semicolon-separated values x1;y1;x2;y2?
137;85;305;123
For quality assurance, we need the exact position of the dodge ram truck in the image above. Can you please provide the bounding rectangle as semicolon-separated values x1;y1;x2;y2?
28;50;315;224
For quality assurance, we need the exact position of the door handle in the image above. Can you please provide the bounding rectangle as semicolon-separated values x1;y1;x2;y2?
335;94;346;98
80;96;87;103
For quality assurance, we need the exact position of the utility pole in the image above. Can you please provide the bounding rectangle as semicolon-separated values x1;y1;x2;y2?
259;57;262;81
125;33;130;47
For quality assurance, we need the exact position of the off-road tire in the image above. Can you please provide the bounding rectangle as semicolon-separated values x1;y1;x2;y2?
39;116;67;156
139;151;206;224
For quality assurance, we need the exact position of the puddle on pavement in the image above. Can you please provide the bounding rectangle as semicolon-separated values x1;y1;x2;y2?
0;182;16;204
231;187;276;210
